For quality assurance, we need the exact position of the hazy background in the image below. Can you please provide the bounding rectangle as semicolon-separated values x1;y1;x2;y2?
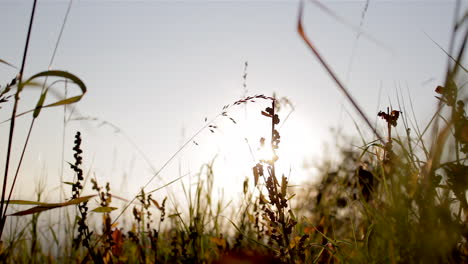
0;0;463;205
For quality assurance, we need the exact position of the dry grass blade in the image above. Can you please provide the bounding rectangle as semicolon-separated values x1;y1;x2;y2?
297;1;384;144
424;31;468;74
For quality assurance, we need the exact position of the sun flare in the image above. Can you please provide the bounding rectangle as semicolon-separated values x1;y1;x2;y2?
190;102;320;199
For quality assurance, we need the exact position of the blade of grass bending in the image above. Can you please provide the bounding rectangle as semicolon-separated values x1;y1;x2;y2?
0;59;17;70
0;0;38;239
0;77;84;123
23;70;86;94
8;195;96;216
309;0;392;53
297;1;384;144
2;70;87;225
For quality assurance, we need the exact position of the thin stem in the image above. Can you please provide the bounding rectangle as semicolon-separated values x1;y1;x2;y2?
0;0;38;239
3;119;36;218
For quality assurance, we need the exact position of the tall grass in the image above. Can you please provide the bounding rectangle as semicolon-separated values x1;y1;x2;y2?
0;0;467;263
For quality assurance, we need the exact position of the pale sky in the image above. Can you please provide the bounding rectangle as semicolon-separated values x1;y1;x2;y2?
0;0;465;205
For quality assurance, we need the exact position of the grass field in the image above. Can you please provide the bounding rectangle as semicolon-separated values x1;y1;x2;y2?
0;0;467;263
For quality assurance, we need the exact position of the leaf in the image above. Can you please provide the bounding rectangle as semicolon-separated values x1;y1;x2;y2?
287;193;296;201
21;70;86;92
33;91;47;118
45;95;82;107
9;205;61;216
9;195;96;216
92;206;118;213
3;70;87;121
6;200;50;206
248;213;254;223
261;111;272;118
65;195;95;205
168;213;181;218
62;181;75;186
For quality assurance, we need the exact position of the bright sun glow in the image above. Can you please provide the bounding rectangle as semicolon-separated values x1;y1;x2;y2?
189;103;322;201
257;143;276;163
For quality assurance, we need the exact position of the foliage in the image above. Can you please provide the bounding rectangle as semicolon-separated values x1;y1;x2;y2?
0;0;467;263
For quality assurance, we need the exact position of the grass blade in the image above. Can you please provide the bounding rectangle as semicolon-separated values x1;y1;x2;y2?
297;1;384;143
8;195;96;216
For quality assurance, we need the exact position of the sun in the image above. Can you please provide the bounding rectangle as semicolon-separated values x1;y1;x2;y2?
191;102;322;200
257;142;276;163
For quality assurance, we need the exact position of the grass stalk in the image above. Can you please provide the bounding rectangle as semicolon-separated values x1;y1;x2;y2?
0;0;38;239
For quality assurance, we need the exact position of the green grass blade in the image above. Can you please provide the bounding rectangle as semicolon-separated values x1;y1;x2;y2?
91;206;117;213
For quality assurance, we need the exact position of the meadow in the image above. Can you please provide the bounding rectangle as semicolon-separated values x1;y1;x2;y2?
0;0;467;263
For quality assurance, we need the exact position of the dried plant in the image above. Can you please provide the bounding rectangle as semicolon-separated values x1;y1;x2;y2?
252;99;298;263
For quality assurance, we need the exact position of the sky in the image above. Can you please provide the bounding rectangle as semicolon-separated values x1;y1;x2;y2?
0;0;466;208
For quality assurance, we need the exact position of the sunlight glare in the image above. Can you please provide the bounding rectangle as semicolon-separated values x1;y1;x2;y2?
188;102;323;202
